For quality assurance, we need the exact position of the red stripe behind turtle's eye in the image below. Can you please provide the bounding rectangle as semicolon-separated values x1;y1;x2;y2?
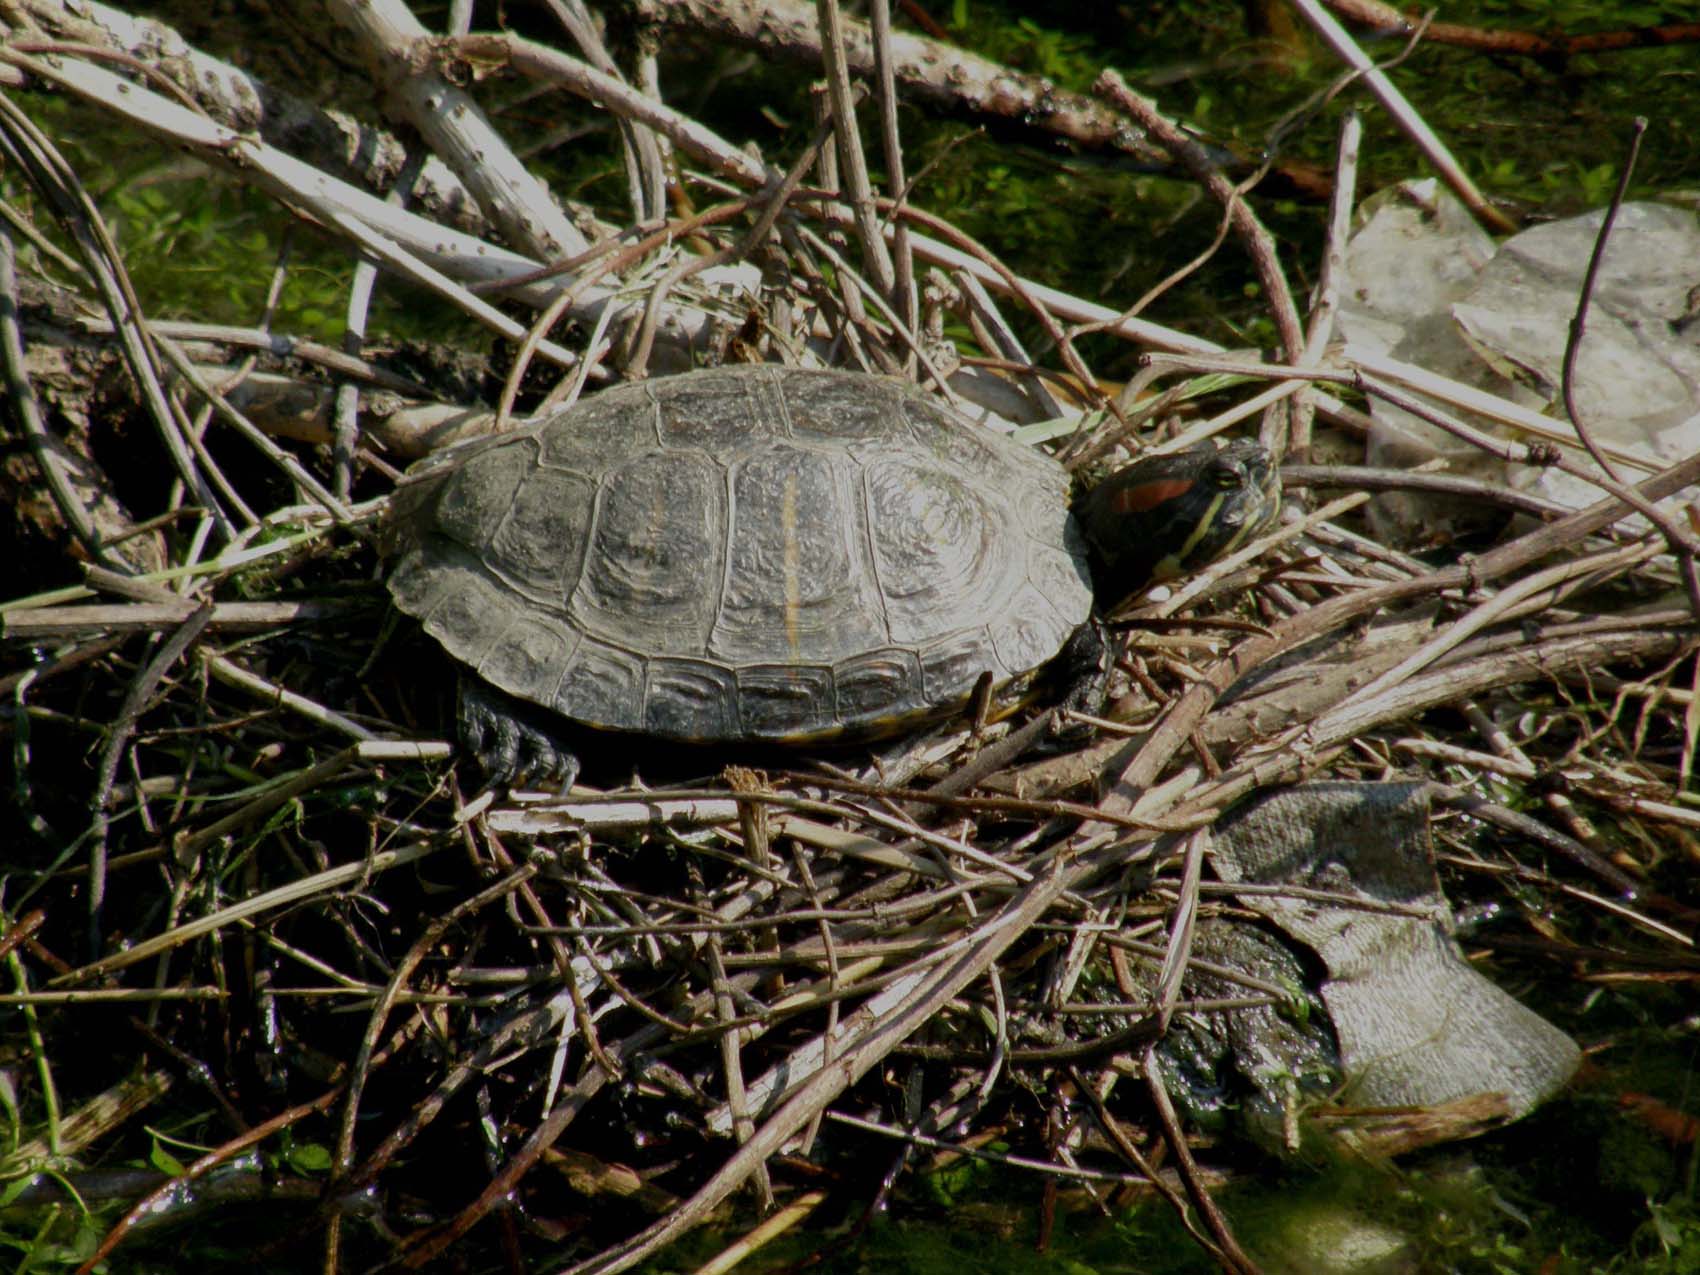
1109;476;1195;515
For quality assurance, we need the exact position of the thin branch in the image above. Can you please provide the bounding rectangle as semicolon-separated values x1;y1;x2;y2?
1286;0;1516;233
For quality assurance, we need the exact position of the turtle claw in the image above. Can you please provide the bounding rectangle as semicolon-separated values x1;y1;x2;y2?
458;681;581;791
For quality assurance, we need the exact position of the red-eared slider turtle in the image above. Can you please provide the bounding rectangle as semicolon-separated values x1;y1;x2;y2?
385;366;1279;784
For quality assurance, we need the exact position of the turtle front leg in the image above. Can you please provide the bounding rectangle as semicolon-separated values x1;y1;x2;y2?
1054;618;1114;723
458;679;582;791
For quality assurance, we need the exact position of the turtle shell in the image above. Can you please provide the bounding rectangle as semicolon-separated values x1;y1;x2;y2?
385;366;1094;744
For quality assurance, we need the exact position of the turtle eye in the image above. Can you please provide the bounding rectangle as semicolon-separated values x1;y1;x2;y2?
1210;464;1244;490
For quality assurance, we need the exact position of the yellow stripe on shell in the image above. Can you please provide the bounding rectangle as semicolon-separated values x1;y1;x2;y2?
783;472;801;660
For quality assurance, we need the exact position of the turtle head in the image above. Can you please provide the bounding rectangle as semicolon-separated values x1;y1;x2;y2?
1075;438;1281;610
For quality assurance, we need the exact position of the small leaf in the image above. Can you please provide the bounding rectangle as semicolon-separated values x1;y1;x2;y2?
150;1142;187;1176
289;1142;334;1174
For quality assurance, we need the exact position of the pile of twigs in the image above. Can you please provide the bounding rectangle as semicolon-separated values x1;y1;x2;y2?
1;2;1696;1273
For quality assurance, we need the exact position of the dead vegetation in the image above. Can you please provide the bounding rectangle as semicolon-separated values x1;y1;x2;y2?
0;2;1697;1273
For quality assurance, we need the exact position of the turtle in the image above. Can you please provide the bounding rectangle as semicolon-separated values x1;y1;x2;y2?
384;365;1280;785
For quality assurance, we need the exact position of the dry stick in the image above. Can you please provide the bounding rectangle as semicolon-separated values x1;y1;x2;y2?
1093;70;1306;447
629;0;1173;171
1088;183;1241;346
336;149;426;499
867;0;917;361
569;930;694;1036
196;653;377;749
188;243;287;510
476;218;662;293
952;275;1055;415
1067;370;1267;472
19;0;488;238
0;225;122;566
341;999;573;1195
151;331;352;521
1332;538;1660;717
1396;737;1535;779
0;184;86;279
0;36;194;158
830;1103;1162;1188
324;864;539;1270
1615;641;1695;759
496;267;616;429
796;104;875;370
323;0;589;260
543;0;667;223
1150;347;1667;477
17;8;750;367
1321;0;1700;58
723;159;1227;365
323;207;582;371
1143;1043;1265;1275
86;604;212;957
462;31;767;189
1068;1065;1238;1268
401;940;796;1270
497;199;755;426
1286;0;1515;234
811;84;910;373
794;224;956;390
429;9;1246;382
697;1191;829;1275
96;321;433;396
789;770;1196;833
1295;110;1362;462
479;829;627;1081
1108;930;1330;995
815;0;896;301
1358;368;1700;573
1347;348;1660;474
1050;221;1249;465
1686;657;1700;800
53;828;440;987
0;911;46;966
29;13;1223;376
253;229;293;357
4;46;666;361
1355;369;1700;557
975;905;1011;1102
1281;464;1579;524
1555;117;1700;617
623;105;848;375
1153;828;1206;1033
532;295;618;418
1459;700;1606;854
789;843;842;1157
1560;121;1644;489
1297;517;1430;582
561;857;1089;1275
0;85;239;538
705;932;772;1209
1170;628;1684;899
0;986;224;1006
633;36;673;188
1153;485;1370;620
390;1026;658;1266
1427;783;1647;901
882;199;1104;392
1089;448;1700;832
